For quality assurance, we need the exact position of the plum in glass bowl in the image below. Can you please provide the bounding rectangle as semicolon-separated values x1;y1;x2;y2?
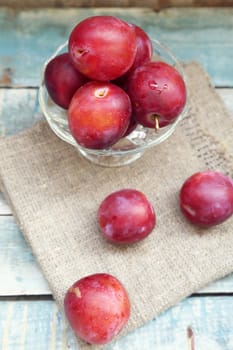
39;39;188;167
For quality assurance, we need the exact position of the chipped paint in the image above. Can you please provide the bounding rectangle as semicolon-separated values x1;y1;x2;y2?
0;68;13;85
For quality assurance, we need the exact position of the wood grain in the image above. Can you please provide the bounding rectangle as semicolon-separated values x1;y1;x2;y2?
1;0;233;9
0;88;41;136
0;193;11;215
0;216;50;295
0;296;233;349
0;8;232;87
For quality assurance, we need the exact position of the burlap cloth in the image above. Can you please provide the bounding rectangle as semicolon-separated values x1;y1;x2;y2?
0;62;233;349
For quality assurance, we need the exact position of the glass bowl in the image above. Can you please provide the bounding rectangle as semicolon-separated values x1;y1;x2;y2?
39;39;188;167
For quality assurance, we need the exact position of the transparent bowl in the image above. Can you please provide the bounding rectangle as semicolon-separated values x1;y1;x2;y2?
39;39;188;167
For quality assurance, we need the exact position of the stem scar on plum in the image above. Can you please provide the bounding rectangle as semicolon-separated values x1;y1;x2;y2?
70;287;82;298
94;88;109;98
76;49;88;56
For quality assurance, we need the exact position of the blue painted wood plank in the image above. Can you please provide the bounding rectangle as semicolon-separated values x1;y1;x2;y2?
117;296;233;350
0;296;233;349
0;8;233;87
0;88;41;136
199;273;233;294
0;193;11;215
0;216;50;295
0;301;76;350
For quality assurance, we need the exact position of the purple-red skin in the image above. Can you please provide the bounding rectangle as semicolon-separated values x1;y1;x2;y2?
122;116;138;137
68;16;137;81
126;61;187;128
44;53;88;109
113;24;152;86
98;189;156;244
68;81;131;149
127;24;153;74
180;170;233;227
64;273;130;345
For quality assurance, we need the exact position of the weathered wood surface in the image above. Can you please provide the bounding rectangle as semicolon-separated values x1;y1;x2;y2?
0;89;40;136
1;296;233;349
1;0;233;9
0;8;233;87
0;193;11;215
0;216;50;296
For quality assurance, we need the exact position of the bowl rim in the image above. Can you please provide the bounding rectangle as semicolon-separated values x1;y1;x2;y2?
39;39;189;156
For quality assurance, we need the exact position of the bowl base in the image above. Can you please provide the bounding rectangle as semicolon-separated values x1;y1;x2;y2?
78;148;144;167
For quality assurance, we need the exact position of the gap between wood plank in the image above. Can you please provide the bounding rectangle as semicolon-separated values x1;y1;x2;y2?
0;295;53;301
1;8;233;88
0;86;39;90
1;292;233;301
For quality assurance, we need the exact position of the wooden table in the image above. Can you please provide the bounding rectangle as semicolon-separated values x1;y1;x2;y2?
0;6;233;349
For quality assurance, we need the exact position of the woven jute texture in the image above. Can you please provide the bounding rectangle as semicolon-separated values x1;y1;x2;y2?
0;62;233;349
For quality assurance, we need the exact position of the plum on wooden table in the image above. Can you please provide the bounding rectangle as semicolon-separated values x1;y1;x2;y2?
64;273;130;345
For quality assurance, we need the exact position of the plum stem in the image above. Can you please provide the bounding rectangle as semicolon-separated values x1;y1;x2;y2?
152;114;160;132
95;88;108;98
